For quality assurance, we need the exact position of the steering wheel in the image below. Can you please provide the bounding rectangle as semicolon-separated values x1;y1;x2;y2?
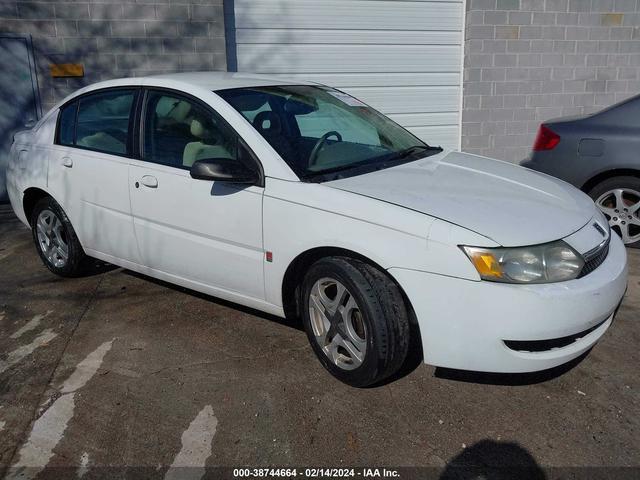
308;131;342;167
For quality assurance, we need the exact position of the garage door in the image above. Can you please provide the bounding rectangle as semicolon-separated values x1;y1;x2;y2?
230;0;465;150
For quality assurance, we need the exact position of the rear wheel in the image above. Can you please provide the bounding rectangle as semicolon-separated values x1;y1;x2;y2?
300;256;410;387
31;196;88;276
588;176;640;248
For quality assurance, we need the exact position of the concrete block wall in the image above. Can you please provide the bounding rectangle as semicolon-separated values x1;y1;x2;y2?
0;0;227;113
463;0;640;162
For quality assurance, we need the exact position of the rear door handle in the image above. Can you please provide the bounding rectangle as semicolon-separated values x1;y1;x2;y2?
62;157;73;168
140;175;158;188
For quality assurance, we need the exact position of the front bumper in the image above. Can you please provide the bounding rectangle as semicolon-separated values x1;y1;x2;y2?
389;233;628;373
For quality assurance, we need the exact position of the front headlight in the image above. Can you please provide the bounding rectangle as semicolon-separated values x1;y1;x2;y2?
461;241;585;284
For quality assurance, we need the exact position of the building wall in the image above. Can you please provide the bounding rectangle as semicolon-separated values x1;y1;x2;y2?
0;0;227;113
463;0;640;162
3;0;640;160
230;0;466;151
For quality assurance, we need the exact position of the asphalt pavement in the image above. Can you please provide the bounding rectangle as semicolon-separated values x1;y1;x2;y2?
0;205;638;479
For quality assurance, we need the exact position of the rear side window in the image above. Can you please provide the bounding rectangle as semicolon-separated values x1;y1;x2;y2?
56;88;137;156
57;102;77;146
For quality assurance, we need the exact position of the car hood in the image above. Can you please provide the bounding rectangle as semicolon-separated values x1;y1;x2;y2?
325;150;595;246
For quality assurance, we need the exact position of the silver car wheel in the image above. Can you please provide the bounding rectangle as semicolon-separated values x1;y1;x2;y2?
596;188;640;245
36;209;69;268
308;277;367;371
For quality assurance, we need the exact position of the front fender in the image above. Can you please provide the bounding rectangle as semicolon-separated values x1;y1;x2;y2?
263;179;494;307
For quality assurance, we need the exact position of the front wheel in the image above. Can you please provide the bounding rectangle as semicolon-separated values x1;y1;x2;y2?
301;257;410;387
588;176;640;248
31;196;88;277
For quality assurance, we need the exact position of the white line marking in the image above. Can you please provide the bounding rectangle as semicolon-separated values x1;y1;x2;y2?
0;329;58;374
7;394;75;480
10;311;53;340
0;420;5;432
61;340;113;394
77;452;89;478
7;341;114;480
164;405;218;480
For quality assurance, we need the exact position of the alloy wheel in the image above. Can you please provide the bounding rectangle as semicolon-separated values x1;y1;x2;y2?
308;277;367;371
36;209;69;268
595;188;640;245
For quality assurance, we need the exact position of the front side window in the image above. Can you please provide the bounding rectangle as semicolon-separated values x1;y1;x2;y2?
217;85;442;182
74;89;136;155
143;90;253;170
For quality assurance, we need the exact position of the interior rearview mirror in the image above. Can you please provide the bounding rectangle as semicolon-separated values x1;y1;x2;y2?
190;158;258;184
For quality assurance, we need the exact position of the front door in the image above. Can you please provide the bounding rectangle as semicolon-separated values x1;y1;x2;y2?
129;89;265;300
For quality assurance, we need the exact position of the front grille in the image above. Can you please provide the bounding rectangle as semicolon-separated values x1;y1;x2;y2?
577;236;610;278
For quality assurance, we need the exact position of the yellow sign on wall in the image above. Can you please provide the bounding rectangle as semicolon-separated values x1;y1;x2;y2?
50;64;84;78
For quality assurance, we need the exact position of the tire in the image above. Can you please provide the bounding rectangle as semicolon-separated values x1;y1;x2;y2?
588;176;640;248
300;256;410;387
30;196;88;277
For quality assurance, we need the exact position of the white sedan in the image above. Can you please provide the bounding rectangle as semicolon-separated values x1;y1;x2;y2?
6;73;628;387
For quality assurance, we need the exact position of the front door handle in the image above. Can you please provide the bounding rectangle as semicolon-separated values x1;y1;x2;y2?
140;175;158;188
62;157;73;168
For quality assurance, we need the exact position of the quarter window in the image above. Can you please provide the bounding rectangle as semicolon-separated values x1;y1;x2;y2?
57;101;77;147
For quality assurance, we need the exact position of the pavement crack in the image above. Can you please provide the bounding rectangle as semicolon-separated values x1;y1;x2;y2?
386;385;422;447
3;273;106;473
146;345;309;376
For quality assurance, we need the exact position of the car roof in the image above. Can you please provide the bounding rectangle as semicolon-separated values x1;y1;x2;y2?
144;71;318;91
36;72;320;131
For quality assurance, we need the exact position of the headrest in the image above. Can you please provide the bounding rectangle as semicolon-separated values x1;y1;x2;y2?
156;97;192;122
167;100;192;122
253;111;281;134
190;118;210;139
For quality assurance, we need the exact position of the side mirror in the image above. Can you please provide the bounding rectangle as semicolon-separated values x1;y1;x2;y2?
190;158;258;184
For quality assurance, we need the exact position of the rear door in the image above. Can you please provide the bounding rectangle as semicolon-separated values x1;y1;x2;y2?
128;89;265;299
47;87;141;263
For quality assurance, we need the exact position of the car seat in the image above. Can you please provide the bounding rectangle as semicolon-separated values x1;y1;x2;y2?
252;111;295;164
77;131;126;154
183;118;233;167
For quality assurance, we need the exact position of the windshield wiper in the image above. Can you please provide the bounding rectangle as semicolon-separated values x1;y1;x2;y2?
301;162;365;182
392;144;443;161
300;145;443;183
362;145;442;174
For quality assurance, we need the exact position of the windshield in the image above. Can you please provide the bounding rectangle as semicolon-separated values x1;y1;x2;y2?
216;85;442;182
